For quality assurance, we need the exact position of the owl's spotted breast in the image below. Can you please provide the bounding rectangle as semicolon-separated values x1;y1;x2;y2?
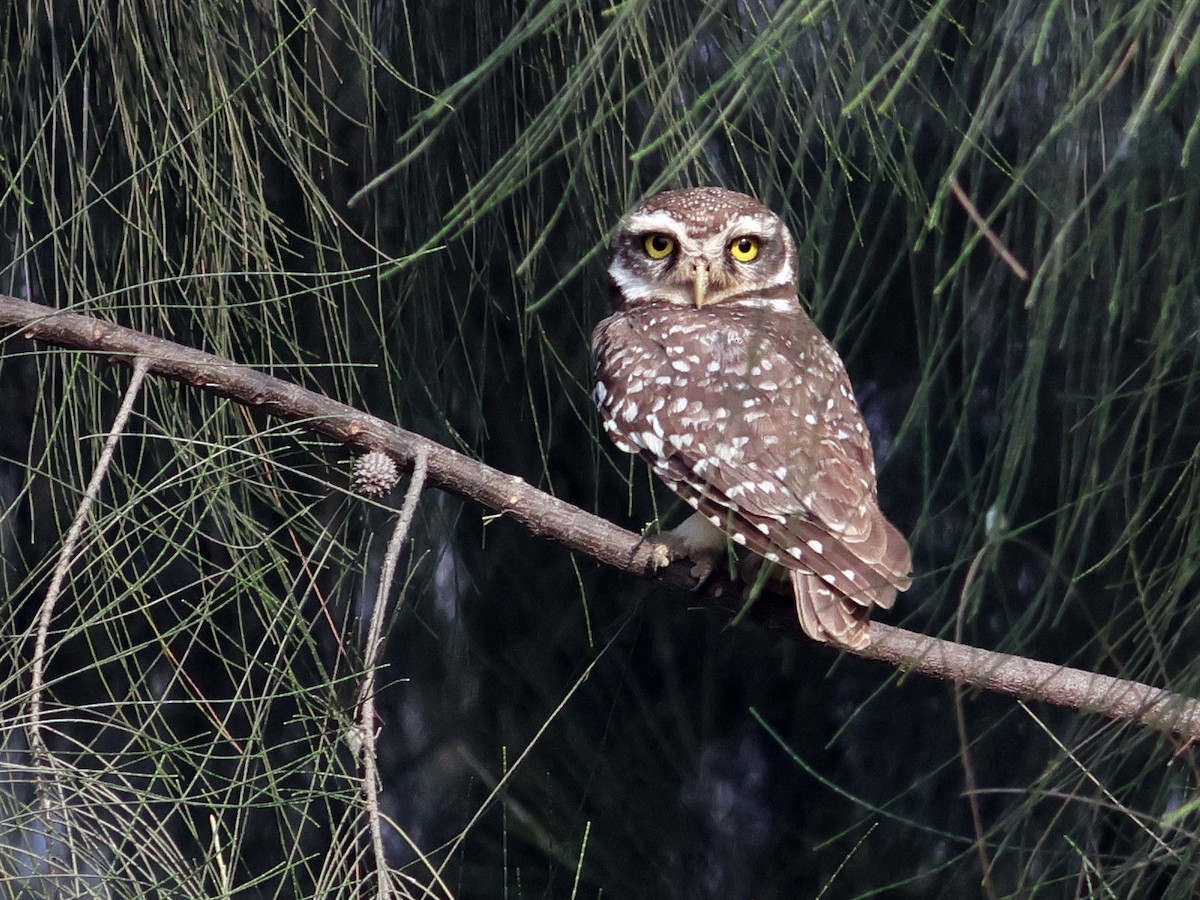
594;187;911;648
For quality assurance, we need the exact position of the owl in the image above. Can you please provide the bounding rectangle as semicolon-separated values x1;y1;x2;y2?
592;187;912;649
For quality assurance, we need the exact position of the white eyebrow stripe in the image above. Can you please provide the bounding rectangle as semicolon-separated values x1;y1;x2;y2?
624;211;686;235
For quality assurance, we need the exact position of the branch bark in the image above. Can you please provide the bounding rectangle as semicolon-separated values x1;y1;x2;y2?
3;294;1199;741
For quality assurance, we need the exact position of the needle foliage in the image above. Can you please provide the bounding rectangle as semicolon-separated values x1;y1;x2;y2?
2;1;1200;897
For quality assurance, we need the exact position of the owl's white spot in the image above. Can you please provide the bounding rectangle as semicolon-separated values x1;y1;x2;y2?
742;398;756;409
731;532;747;546
749;366;761;376
774;466;788;479
733;297;796;313
686;496;699;508
835;428;850;440
668;433;694;449
671;359;691;372
603;419;619;432
641;431;665;456
714;445;741;463
594;383;608;404
671;397;688;414
839;385;851;398
714;408;730;419
788;546;804;560
756;522;770;535
726;484;744;498
627;379;645;393
731;436;750;448
651;396;665;413
855;421;865;433
758;381;778;392
758;481;776;494
807;538;825;554
764;550;780;562
687;354;702;365
674;376;689;388
763;435;779;446
708;514;722;527
825;398;836;411
804;413;818;425
760;359;774;371
706;360;721;374
621;402;639;422
820;572;839;585
842;569;860;582
655;375;672;385
744;410;767;423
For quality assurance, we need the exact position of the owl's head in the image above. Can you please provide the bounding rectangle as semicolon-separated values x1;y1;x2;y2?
607;187;799;311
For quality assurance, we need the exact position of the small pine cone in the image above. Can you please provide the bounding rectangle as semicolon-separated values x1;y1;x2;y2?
351;450;399;498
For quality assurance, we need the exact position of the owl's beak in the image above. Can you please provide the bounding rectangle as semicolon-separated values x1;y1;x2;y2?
691;261;710;308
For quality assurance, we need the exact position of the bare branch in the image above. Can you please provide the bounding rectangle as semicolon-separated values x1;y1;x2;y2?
358;448;429;900
4;294;1199;741
27;353;150;893
948;175;1029;281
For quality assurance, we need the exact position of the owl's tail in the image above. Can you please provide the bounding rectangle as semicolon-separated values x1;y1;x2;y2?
791;570;873;649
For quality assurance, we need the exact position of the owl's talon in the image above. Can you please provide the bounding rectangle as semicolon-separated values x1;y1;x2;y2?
686;557;716;587
647;540;712;585
646;514;724;588
648;542;674;571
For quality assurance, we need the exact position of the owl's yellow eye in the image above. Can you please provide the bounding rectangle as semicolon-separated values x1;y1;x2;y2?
730;236;760;262
643;234;675;260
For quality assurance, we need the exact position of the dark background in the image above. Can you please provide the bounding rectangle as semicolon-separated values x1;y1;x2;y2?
3;1;1200;897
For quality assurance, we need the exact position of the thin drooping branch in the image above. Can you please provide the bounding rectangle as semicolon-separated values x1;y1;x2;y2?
29;355;149;757
358;448;428;900
27;353;150;892
3;294;1200;741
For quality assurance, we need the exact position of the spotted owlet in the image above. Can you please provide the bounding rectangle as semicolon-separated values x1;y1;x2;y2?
592;187;912;649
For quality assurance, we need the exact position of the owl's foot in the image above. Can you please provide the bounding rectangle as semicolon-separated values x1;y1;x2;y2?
649;511;728;585
649;535;717;583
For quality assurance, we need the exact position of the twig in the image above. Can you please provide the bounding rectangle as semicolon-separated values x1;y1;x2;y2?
948;175;1029;281
4;295;1200;741
27;354;150;890
954;548;997;900
357;448;428;900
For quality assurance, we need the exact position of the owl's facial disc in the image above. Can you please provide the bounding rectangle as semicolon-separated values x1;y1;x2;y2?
607;189;800;311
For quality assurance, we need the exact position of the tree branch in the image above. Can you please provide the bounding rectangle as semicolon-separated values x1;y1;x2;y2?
3;294;1199;740
359;447;428;899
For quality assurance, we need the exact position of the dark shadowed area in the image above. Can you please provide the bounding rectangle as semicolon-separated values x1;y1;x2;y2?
2;2;1200;897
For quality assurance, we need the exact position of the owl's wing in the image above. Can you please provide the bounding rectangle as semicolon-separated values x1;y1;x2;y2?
652;346;909;610
651;442;908;612
593;308;910;611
